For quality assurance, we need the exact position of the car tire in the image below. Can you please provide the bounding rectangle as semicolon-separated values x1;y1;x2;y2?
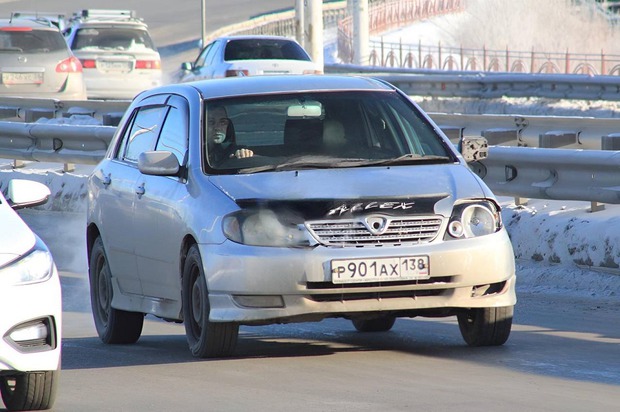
457;306;514;346
0;369;59;411
352;316;396;332
89;236;144;344
182;245;238;358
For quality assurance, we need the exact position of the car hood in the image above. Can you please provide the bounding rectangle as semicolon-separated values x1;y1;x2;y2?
208;164;489;217
0;202;36;267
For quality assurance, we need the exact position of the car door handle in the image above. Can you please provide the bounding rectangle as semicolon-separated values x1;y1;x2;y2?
136;183;145;196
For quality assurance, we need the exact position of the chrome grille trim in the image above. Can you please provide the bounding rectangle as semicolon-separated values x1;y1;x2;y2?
306;215;443;247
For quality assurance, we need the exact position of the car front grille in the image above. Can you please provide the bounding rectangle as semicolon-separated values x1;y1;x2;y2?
306;215;443;247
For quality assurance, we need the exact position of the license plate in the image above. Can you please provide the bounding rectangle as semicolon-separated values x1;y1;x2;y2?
98;61;131;72
2;72;43;85
331;256;430;284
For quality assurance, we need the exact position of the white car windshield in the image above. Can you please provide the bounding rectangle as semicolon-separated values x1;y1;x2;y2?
204;90;455;173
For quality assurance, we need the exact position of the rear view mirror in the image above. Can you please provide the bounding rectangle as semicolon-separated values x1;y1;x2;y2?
5;179;50;210
459;136;488;163
180;62;193;71
287;103;322;118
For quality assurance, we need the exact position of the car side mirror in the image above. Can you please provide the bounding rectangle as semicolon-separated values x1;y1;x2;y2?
138;151;180;176
5;179;50;210
459;136;488;163
180;62;193;71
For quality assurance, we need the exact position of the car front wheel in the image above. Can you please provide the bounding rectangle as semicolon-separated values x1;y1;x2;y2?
457;306;514;346
182;245;238;358
89;236;144;344
0;370;59;411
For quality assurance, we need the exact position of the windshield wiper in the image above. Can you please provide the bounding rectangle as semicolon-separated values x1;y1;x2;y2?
358;154;452;167
236;155;452;174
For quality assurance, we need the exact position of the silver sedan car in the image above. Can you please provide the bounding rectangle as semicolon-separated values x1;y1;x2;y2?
86;75;516;358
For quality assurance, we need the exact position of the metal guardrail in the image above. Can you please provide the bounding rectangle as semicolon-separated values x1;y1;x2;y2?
325;65;620;101
430;113;620;150
0;122;115;165
2;112;619;164
477;146;620;206
0;97;128;124
0;114;620;209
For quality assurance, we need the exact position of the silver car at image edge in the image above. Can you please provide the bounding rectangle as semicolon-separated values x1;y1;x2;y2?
86;74;516;358
0;180;61;411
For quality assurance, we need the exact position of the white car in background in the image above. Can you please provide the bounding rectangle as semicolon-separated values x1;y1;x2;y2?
64;9;162;99
0;180;61;411
178;35;323;82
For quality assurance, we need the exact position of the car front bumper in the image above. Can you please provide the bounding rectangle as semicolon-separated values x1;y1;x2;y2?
0;266;62;373
201;229;516;324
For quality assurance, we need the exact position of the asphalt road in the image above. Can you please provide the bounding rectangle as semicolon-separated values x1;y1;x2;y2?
33;270;620;411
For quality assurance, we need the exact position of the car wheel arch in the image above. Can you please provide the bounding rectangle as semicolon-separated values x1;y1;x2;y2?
179;234;198;280
86;223;102;260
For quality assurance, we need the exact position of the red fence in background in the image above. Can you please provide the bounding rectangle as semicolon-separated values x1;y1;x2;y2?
338;0;463;63
339;0;620;76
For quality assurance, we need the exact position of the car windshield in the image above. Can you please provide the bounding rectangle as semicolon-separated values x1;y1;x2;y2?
224;38;310;61
0;29;67;53
72;27;156;51
204;91;455;174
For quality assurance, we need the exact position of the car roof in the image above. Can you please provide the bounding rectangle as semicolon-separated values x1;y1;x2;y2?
216;35;302;43
72;20;148;28
140;75;395;101
67;9;148;29
0;17;60;30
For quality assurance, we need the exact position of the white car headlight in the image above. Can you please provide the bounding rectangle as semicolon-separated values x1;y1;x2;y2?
0;248;54;286
222;209;314;247
447;200;502;239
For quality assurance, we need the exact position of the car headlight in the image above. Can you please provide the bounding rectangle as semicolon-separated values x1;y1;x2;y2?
0;247;54;286
222;209;315;247
446;200;502;239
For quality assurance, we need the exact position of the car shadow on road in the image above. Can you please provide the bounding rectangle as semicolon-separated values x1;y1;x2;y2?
61;314;620;386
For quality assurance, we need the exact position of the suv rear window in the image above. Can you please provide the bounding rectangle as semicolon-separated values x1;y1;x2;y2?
224;39;310;61
0;29;67;53
71;27;156;51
